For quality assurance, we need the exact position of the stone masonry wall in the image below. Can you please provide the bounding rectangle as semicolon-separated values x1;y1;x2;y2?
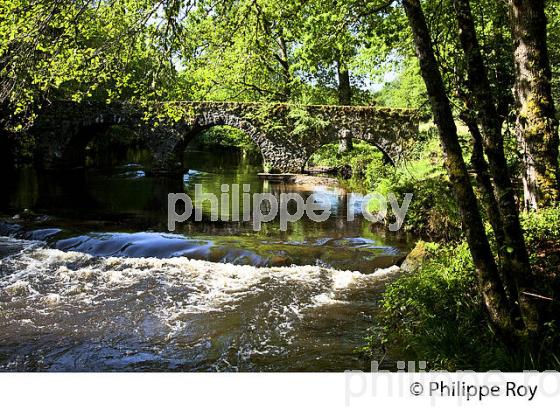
32;101;419;174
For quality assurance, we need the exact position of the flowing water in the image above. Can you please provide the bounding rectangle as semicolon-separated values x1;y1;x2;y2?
0;144;412;371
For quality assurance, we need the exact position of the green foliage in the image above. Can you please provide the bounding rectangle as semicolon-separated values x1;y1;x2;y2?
367;207;560;371
546;1;560;108
373;58;428;113
520;207;560;280
287;106;330;138
195;126;259;153
0;0;184;131
387;176;461;240
176;0;303;102
310;141;385;176
245;103;331;146
310;128;462;239
372;242;506;371
521;206;560;247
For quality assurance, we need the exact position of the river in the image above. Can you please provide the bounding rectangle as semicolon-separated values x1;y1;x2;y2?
0;144;412;371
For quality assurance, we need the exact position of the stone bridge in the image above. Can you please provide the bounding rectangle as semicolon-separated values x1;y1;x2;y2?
32;101;419;174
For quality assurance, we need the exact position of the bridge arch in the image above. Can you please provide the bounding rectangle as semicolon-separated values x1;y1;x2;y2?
38;109;141;169
182;112;265;156
60;120;142;169
34;103;187;174
182;111;306;173
191;112;262;142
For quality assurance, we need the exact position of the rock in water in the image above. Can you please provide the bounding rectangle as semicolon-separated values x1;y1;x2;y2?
400;240;428;273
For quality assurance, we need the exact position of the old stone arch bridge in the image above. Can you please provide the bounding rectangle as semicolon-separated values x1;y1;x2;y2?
32;101;419;174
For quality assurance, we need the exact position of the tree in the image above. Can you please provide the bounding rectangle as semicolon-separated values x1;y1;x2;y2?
508;0;560;209
337;60;354;151
176;0;302;102
291;0;369;151
0;0;183;131
401;0;520;340
548;1;560;108
452;0;537;330
373;58;427;111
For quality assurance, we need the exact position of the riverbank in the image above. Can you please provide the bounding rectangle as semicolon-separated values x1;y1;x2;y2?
293;173;341;189
307;136;460;241
305;134;560;371
364;206;560;371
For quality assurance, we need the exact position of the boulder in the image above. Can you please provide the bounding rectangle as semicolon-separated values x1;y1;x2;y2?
400;240;428;273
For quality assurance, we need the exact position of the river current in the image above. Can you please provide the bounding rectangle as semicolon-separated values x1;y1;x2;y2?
0;145;411;371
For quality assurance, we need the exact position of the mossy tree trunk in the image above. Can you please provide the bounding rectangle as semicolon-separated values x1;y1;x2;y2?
402;0;521;341
461;112;507;261
275;33;292;103
508;0;560;210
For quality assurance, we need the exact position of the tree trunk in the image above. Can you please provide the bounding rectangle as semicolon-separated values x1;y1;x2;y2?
461;112;531;324
452;0;536;331
337;61;353;152
337;64;352;106
508;0;560;209
461;111;507;262
402;0;519;339
275;33;292;102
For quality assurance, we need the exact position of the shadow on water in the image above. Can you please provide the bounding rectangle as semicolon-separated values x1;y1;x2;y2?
2;145;412;272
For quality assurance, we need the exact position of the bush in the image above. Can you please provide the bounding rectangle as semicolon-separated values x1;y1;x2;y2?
375;173;461;240
310;131;462;239
366;207;560;371
520;207;560;318
195;126;259;153
368;242;512;370
308;141;386;172
521;206;560;248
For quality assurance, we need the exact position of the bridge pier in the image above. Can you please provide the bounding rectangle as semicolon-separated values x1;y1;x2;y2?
144;127;186;176
261;149;307;174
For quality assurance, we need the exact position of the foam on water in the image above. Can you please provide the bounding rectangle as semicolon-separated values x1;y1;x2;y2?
1;245;394;311
0;236;401;371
